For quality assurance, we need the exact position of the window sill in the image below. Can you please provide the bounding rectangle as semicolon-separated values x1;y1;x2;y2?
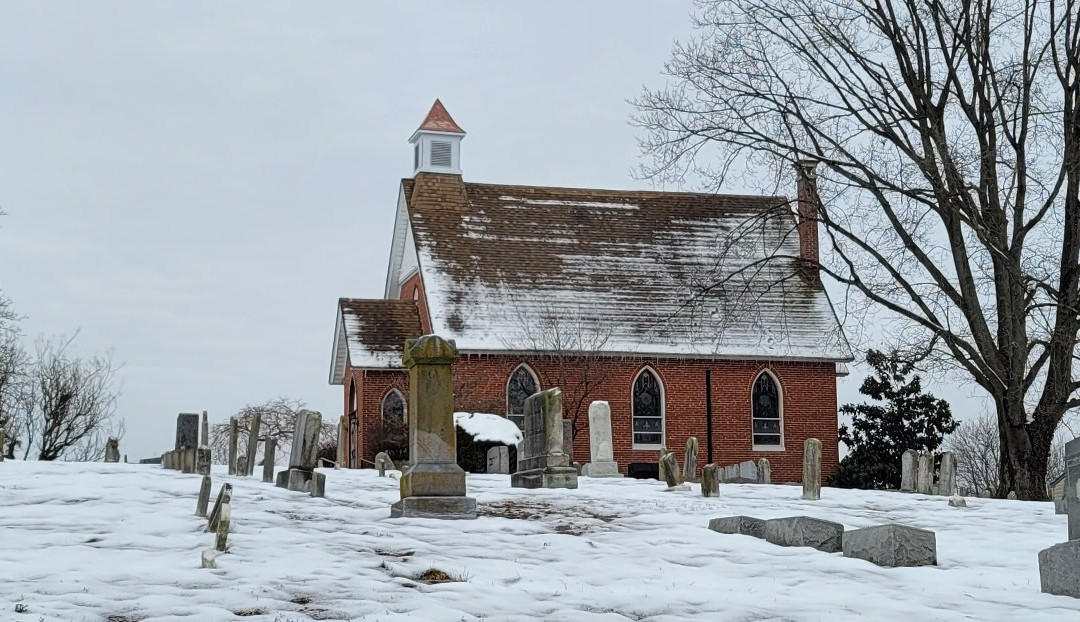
752;445;786;452
633;444;664;452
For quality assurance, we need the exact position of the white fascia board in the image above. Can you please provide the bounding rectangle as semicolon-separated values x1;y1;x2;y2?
383;185;410;299
329;305;347;385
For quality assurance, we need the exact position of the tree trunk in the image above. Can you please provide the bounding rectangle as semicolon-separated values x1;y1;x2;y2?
997;399;1051;500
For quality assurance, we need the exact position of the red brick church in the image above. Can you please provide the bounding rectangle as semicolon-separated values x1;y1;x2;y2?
329;100;852;482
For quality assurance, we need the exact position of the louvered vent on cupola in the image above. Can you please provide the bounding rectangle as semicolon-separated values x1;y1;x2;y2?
430;141;452;167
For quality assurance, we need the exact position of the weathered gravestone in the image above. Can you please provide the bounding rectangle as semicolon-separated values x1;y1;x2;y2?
486;446;509;474
708;515;765;539
236;456;247;476
196;446;211;476
842;524;937;567
757;458;771;484
900;449;918;492
659;451;680;489
937;451;957;496
802;438;822;501
275;410;325;497
582;400;620;477
244;412;261;477
765;516;844;552
916;452;934;494
104;437;120;463
196;475;212;518
1067;437;1080;541
262;438;276;483
336;417;346;469
1037;438;1080;598
176;413;199;451
0;429;4;462
658;447;672;483
375;451;394;477
391;335;476;518
683;436;699;483
227;417;239;476
511;388;578;489
200;411;209;447
721;460;758;483
701;463;720;497
563;419;576;469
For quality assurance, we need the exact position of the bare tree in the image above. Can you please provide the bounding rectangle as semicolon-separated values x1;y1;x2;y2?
209;397;334;465
635;0;1080;499
0;294;26;458
502;303;617;449
29;335;121;461
948;412;1075;495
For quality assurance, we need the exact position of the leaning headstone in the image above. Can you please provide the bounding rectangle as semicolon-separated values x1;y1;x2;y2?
757;458;771;484
583;401;620;477
658;448;672;483
104;437;120;463
196;446;211;476
1066;437;1080;541
802;438;822;501
937;451;957;496
916;452;934;494
196;475;212;518
764;516;844;552
262;438;276;483
175;413;199;451
207;483;232;532
391;336;476;518
244;413;261;477
701;463;720;497
900;449;917;492
375;451;394;477
1040;539;1080;598
659;451;680;489
486;446;510;474
214;492;231;552
842;524;937;567
511;388;578;490
227;417;239;476
276;410;325;496
708;515;765;539
683;437;699;483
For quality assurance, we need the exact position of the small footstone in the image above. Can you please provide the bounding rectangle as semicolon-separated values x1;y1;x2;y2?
708;515;765;539
664;484;691;492
1007;491;1018;500
842;523;937;567
1039;539;1080;598
764;516;844;552
374;451;394;477
201;548;219;569
948;496;967;508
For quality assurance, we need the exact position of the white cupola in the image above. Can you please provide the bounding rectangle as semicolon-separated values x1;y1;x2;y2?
409;99;465;175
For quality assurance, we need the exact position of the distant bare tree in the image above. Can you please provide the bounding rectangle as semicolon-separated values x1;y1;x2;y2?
0;294;27;458
29;335;121;461
209;397;335;465
503;303;617;452
948;413;1076;496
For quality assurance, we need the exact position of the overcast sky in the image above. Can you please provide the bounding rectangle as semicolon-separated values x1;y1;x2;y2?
0;2;988;460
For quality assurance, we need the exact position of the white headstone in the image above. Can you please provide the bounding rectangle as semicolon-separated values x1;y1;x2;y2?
584;401;620;477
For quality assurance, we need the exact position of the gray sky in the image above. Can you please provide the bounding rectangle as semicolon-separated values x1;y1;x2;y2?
0;2;987;460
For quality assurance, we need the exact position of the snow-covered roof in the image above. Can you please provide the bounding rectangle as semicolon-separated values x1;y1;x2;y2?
329;298;423;383
453;412;523;445
401;174;853;362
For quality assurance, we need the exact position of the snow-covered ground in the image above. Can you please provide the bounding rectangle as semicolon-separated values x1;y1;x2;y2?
1;461;1078;621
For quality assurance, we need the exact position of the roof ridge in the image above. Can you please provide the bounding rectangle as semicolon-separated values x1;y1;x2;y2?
402;176;787;202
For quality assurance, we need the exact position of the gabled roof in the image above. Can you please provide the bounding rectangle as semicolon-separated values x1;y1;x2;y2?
415;99;465;135
399;173;853;362
329;299;422;383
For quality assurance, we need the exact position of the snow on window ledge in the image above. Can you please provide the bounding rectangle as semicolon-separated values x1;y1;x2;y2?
752;445;786;452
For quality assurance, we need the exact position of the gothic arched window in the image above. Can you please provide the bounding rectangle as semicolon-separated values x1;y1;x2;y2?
632;367;664;447
382;389;407;425
752;371;783;448
506;364;540;430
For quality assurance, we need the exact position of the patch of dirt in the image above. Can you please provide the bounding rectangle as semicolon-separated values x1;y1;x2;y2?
289;596;313;605
479;499;621;535
412;567;465;584
106;616;144;622
233;608;266;616
374;548;415;558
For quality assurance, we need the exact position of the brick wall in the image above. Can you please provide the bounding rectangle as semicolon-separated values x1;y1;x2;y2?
342;354;838;483
398;271;431;334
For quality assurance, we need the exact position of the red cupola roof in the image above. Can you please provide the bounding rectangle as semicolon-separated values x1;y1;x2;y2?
416;99;465;134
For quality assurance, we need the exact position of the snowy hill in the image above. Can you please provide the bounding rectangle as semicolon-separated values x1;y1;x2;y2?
1;461;1078;621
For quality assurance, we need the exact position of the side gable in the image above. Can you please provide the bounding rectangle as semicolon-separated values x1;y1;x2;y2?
382;183;413;299
328;299;423;384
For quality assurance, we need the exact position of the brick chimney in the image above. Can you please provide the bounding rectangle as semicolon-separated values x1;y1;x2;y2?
795;159;820;282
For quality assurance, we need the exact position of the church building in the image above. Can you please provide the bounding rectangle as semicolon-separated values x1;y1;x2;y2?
328;100;852;482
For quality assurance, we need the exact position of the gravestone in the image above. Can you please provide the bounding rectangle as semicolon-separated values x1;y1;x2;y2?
721;460;758;483
658;448;672;483
583;400;620;477
842;524;937;567
392;336;476;518
900;449;917;492
916;452;934;494
196;475;212;518
701;463;720;497
765;516;844;552
660;451;680;488
262;438;276;483
511;388;578;489
175;413;199;451
757;458;771;484
1067;437;1080;541
227;417;239;475
104;437;120;463
237;456;247;477
375;451;394;476
0;429;4;462
486;446;509;474
1040;540;1080;598
949;496;967;508
196;446;211;476
802;438;822;501
200;411;209;447
563;419;575;468
937;452;957;496
336;417;346;469
276;410;325;496
244;413;261;477
683;437;699;483
708;515;765;539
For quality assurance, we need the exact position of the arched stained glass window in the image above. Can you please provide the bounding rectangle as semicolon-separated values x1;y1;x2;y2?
382;389;406;424
632;368;664;447
506;364;539;430
752;371;783;447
